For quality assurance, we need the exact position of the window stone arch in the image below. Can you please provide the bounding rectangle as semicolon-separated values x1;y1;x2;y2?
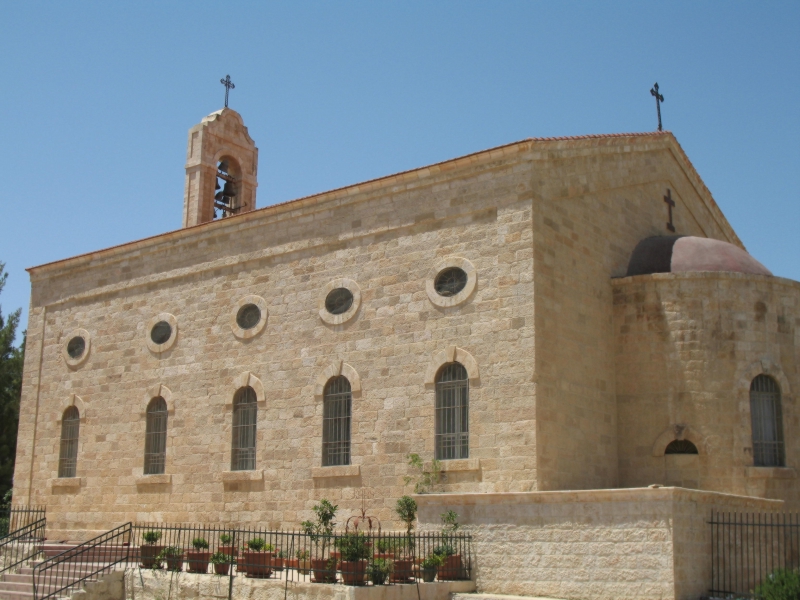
313;361;361;397
425;346;479;385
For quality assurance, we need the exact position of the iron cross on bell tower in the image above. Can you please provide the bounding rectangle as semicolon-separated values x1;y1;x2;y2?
650;82;665;131
220;75;235;108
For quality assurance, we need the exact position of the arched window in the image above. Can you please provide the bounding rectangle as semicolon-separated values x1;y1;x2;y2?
435;362;469;460
750;375;785;467
664;440;698;455
58;406;80;478
144;397;168;475
231;386;257;471
322;376;351;466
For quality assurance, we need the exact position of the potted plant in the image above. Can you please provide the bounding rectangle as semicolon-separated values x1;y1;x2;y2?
373;538;393;560
337;532;370;585
219;533;237;558
271;549;286;572
242;537;273;578
140;530;164;569
294;549;311;575
391;496;417;583
187;537;211;573
160;546;184;572
301;499;338;583
367;558;392;586
436;510;463;580
420;554;443;582
210;551;232;575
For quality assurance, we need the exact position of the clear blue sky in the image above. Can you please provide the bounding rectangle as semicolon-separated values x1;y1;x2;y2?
1;1;798;340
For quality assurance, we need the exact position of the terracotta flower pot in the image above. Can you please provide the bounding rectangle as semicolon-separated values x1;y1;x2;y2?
219;545;238;557
298;559;311;576
270;556;285;571
373;552;393;560
436;554;463;580
286;558;299;570
140;545;165;569
236;556;247;574
187;551;211;573
390;559;414;583
166;554;184;572
311;557;336;583
243;551;273;578
421;566;437;583
339;560;367;586
213;562;230;575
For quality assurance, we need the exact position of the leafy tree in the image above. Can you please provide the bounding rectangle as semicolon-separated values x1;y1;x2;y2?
0;262;24;500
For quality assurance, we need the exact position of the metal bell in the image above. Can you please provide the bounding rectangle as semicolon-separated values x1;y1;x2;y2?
221;182;237;197
218;160;229;173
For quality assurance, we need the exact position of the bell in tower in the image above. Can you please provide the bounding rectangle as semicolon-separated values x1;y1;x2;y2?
182;99;258;227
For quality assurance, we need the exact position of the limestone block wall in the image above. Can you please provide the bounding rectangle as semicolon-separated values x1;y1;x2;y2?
614;272;800;508
15;142;536;538
416;487;782;600
530;135;741;492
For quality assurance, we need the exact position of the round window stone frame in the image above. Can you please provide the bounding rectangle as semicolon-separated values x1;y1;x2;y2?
426;257;477;308
62;328;91;368
230;295;268;340
318;278;361;325
145;313;178;354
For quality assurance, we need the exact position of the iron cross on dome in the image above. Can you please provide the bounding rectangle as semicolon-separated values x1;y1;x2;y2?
220;75;235;108
650;82;665;131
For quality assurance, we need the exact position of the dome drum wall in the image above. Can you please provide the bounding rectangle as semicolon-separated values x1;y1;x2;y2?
613;271;799;508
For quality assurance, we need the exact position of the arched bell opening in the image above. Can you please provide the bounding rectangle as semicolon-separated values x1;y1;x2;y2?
214;156;243;219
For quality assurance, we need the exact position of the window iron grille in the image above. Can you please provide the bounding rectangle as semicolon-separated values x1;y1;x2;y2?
325;288;354;315
664;439;698;455
236;304;261;330
750;375;785;467
58;407;80;478
231;387;257;471
323;376;351;466
434;267;468;297
435;362;469;460
144;397;168;475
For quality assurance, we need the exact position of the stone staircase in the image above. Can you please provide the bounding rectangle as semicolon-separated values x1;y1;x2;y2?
0;542;128;600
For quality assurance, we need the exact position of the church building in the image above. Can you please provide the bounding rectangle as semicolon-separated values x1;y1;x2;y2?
13;108;799;599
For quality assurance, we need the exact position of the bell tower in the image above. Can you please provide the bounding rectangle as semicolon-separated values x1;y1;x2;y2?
183;108;258;227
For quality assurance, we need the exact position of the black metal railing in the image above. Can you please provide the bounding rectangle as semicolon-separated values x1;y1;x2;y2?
0;505;46;538
32;522;132;600
710;511;800;598
0;517;46;576
129;523;472;585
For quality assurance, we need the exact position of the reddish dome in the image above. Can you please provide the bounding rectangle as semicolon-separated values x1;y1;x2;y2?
626;236;772;277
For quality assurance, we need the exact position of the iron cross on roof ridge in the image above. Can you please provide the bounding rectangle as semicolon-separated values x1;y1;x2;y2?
220;75;235;108
650;82;665;131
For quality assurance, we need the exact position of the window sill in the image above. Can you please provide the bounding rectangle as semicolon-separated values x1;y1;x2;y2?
51;477;82;490
221;470;263;482
312;465;360;479
136;474;171;486
427;458;480;473
745;467;796;479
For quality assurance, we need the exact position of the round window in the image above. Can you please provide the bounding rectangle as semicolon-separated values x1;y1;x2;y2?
150;321;173;345
236;303;262;330
434;267;468;297
325;288;354;315
66;336;86;359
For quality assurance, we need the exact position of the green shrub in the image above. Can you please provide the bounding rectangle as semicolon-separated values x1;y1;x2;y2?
210;552;231;565
433;543;456;557
421;553;443;569
247;538;266;551
191;537;209;550
368;558;392;585
295;549;309;560
753;567;800;600
395;496;417;534
142;530;162;545
337;533;370;562
219;533;232;545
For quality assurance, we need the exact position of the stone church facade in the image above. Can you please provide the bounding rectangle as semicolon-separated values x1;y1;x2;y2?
12;109;799;599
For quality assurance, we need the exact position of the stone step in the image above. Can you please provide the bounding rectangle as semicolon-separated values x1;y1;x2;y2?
452;594;567;600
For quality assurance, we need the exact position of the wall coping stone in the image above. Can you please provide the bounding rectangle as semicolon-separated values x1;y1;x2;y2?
413;486;785;509
312;465;360;478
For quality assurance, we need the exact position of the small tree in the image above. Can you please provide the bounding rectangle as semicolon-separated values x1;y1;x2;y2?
395;495;417;535
300;499;338;557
